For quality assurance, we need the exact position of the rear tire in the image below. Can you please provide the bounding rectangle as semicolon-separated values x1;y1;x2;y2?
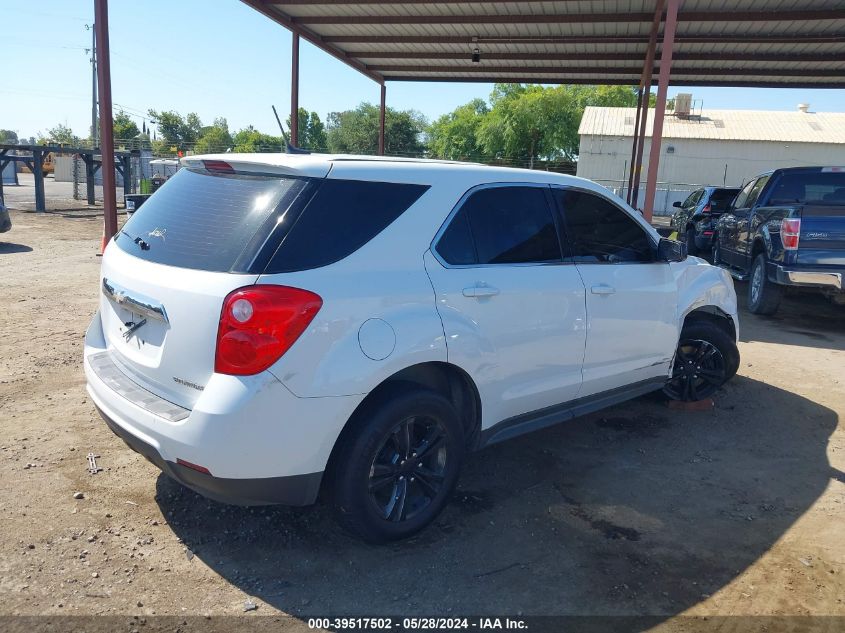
328;386;464;543
664;321;739;401
686;227;698;256
747;253;781;315
711;235;722;265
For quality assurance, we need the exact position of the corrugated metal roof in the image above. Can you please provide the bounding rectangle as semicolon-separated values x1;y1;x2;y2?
579;106;845;143
240;0;845;87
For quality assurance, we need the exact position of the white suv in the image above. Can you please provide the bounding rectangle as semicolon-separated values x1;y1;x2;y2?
84;154;739;542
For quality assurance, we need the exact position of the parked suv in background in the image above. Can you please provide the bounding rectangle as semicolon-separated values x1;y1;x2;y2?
670;187;740;256
85;154;740;542
712;166;845;315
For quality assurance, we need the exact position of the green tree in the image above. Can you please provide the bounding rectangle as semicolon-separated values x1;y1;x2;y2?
286;108;327;150
147;110;203;152
195;117;233;154
428;98;489;161
472;84;643;167
326;103;426;156
0;130;18;145
113;111;140;142
232;126;283;153
39;123;79;146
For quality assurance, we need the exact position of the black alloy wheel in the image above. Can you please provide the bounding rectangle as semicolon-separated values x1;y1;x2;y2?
329;386;464;543
664;338;728;401
368;416;448;522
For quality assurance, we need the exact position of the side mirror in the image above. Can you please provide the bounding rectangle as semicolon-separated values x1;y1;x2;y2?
672;200;682;208
658;237;687;262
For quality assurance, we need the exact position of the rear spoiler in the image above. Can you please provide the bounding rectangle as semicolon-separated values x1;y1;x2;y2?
180;155;330;178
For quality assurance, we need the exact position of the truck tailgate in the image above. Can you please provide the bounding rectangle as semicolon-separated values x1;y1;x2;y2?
798;205;845;267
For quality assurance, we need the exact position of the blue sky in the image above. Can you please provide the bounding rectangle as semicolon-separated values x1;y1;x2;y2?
3;0;844;140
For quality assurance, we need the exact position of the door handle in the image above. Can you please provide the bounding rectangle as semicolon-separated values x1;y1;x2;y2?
463;284;500;298
591;284;616;295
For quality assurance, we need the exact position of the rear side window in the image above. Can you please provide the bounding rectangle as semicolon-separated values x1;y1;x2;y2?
115;169;306;272
436;186;561;265
555;189;654;263
265;179;429;273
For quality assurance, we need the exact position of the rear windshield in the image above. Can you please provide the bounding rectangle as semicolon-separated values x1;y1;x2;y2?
707;189;740;209
115;169;306;272
767;172;845;206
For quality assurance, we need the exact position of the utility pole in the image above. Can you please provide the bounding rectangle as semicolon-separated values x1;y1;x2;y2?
85;24;98;148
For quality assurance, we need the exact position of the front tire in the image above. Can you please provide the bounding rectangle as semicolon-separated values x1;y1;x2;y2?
748;253;781;315
664;321;739;401
328;386;465;543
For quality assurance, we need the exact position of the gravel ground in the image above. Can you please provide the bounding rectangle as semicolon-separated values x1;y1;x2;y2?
1;208;844;631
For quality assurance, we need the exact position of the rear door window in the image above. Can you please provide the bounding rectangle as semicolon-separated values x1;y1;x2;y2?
436;186;562;265
265;179;429;273
115;168;306;272
745;176;770;209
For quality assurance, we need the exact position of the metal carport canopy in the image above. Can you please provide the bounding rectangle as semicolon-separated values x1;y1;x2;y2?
241;0;845;88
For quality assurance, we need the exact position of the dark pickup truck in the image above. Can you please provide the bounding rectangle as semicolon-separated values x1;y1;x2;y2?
712;166;845;315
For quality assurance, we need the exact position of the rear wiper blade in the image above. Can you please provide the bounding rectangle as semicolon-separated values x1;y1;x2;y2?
120;229;150;251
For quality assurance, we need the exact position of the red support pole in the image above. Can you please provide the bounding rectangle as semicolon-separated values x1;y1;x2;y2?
643;0;680;222
631;0;665;211
291;32;300;147
94;0;117;249
378;84;386;155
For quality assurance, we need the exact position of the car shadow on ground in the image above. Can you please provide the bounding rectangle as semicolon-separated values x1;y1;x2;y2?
157;375;837;618
0;242;33;254
735;280;845;351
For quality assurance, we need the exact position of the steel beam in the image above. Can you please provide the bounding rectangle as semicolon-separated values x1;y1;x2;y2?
378;84;386;156
293;10;843;25
643;0;680;223
95;0;118;244
382;76;845;88
291;32;300;147
368;65;845;77
349;51;844;64
325;34;845;45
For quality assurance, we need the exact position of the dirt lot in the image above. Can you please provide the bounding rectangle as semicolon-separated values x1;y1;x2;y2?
1;208;844;630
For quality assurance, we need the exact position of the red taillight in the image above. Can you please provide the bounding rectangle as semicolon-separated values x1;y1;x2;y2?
701;203;711;214
215;285;322;376
781;218;801;251
202;159;235;174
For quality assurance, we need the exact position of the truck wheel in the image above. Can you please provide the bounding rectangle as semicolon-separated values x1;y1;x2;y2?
711;236;722;265
328;386;464;543
686;227;698;256
664;321;739;401
748;253;781;315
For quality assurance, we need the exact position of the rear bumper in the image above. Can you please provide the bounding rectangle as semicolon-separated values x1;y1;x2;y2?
96;404;322;506
84;310;364;506
774;266;843;290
